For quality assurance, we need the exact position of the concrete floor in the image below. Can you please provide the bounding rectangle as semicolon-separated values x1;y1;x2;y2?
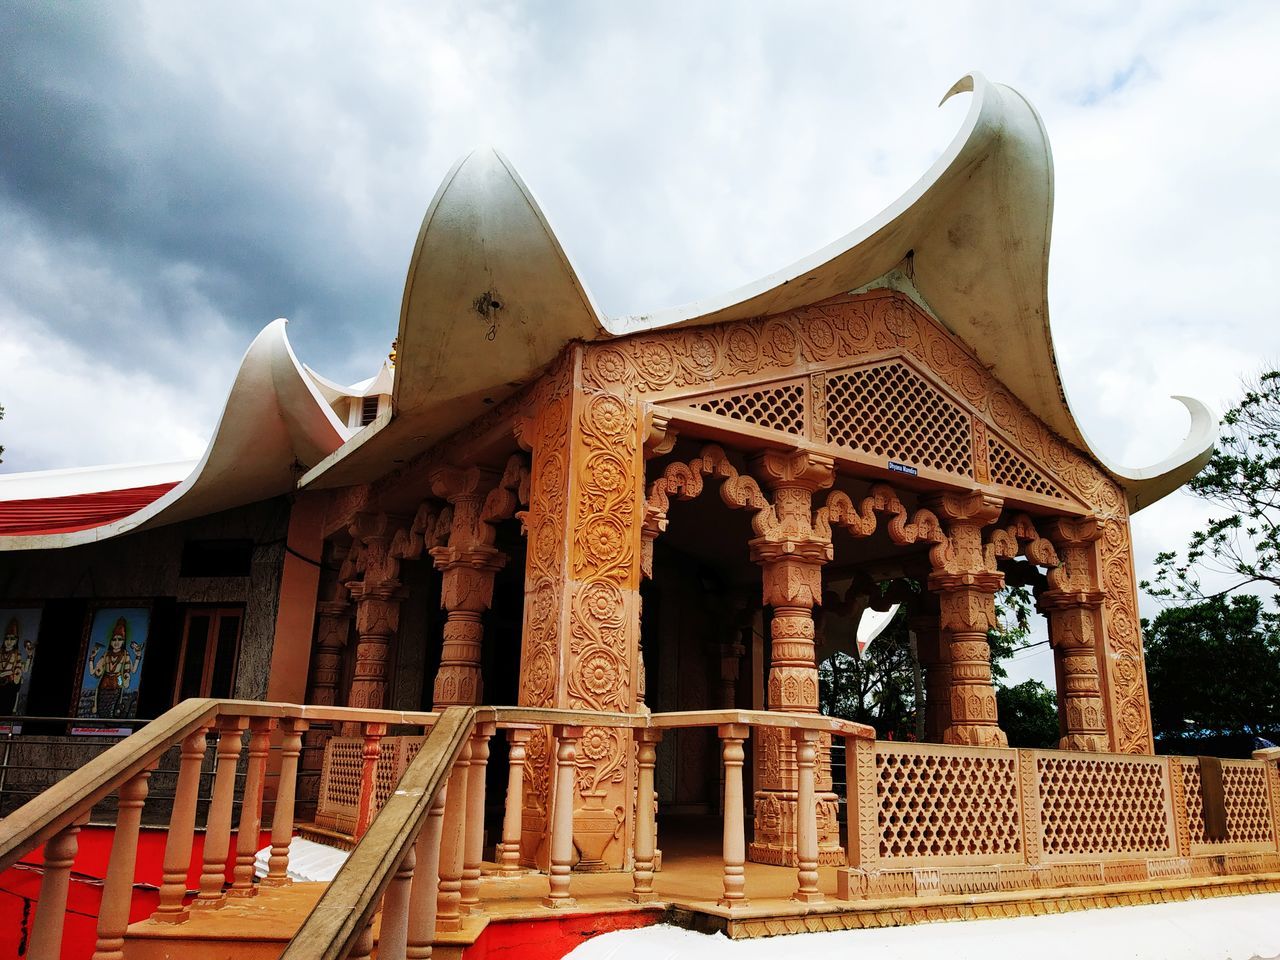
567;892;1280;960
126;817;1280;957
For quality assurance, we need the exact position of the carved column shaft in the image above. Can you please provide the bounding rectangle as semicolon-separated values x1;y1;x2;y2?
310;601;351;708
348;583;404;710
346;514;406;712
748;451;842;866
926;493;1007;748
911;606;950;743
1042;518;1110;752
430;469;508;708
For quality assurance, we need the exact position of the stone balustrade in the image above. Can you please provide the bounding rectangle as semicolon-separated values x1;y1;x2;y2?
2;701;1278;959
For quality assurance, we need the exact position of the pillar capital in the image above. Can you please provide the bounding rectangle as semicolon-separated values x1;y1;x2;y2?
315;598;351;618
924;490;1004;525
430;464;499;503
1042;515;1102;546
926;569;1005;594
749;449;836;493
348;512;409;592
1038;588;1105;612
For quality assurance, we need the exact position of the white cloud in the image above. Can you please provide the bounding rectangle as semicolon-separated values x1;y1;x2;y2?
2;1;1276;633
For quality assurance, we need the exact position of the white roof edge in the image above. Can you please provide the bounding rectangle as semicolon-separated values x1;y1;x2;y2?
0;319;348;552
602;75;988;337
0;460;198;501
597;73;1214;511
857;605;899;653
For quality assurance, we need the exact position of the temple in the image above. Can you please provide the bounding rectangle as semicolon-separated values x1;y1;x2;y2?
2;74;1276;960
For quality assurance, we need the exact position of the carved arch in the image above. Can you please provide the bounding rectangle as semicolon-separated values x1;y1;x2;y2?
642;444;780;577
815;483;945;548
985;513;1060;569
388;500;453;563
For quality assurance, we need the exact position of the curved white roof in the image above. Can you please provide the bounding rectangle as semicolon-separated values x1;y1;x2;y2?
305;361;395;405
0;319;347;550
303;73;1213;510
4;74;1214;551
0;459;197;501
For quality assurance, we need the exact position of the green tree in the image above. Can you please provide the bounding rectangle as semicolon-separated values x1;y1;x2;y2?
1142;595;1280;751
997;681;1060;748
819;605;919;739
989;583;1059;747
819;582;1059;745
1145;370;1280;606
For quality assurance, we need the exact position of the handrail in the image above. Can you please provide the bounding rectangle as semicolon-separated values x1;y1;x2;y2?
0;697;222;870
0;698;446;872
281;706;476;960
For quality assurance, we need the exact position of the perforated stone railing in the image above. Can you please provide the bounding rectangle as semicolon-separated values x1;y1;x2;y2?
1173;756;1278;854
1034;751;1174;860
839;743;1280;901
315;735;426;838
874;741;1022;864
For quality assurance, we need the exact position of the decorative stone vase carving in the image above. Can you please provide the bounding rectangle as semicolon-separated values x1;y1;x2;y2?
573;790;622;871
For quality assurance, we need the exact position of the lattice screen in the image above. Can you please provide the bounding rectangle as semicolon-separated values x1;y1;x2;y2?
1177;758;1276;848
876;746;1021;860
987;434;1068;500
316;735;427;834
691;381;806;435
1037;754;1172;857
826;361;973;477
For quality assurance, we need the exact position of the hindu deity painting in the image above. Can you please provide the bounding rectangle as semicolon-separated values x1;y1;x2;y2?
0;607;41;732
73;605;151;736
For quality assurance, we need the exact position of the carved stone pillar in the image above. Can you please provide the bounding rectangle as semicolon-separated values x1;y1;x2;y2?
911;598;950;743
747;450;842;866
1040;517;1110;752
926;492;1007;748
300;595;352;809
719;639;745;710
514;349;646;871
346;513;406;712
310;600;351;708
430;466;507;708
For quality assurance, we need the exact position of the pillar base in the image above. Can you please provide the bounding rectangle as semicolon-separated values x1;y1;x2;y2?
944;724;1009;748
749;788;844;867
1061;732;1109;752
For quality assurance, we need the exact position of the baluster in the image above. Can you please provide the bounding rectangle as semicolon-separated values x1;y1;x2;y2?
155;725;210;920
355;722;388;838
379;843;416;960
544;724;581;908
264;717;309;885
194;715;248;908
461;722;493;912
717;724;749;907
91;771;151;960
346;916;376;960
407;785;448;958
498;727;533;874
230;717;275;896
632;729;662;902
435;739;471;932
28;819;83;960
793;728;822;903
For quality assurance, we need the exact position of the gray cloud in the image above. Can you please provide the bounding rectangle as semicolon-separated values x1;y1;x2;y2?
1;0;1277;686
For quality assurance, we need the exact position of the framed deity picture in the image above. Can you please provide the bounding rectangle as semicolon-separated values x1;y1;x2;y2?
72;604;152;736
0;606;43;734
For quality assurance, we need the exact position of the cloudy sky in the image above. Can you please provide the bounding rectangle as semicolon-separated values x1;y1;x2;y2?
1;2;1277;684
